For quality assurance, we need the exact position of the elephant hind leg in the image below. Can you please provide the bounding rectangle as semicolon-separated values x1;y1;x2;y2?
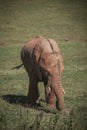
27;78;40;107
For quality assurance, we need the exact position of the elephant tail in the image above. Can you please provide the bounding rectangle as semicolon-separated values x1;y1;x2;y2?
11;63;23;70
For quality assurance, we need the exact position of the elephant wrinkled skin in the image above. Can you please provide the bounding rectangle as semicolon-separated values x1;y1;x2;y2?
21;36;65;110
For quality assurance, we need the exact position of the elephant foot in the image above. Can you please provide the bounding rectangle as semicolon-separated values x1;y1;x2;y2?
46;103;56;110
27;99;41;108
22;102;33;108
27;102;39;108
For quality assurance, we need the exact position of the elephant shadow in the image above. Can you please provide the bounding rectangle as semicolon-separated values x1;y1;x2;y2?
1;94;57;114
1;94;45;108
1;94;28;106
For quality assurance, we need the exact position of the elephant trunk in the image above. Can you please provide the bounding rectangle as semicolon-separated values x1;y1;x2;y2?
51;70;64;110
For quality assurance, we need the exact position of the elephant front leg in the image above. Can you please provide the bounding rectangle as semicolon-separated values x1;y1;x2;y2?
27;78;40;107
46;88;56;109
44;80;56;109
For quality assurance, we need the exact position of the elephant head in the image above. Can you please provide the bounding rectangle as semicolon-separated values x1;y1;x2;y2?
34;39;65;110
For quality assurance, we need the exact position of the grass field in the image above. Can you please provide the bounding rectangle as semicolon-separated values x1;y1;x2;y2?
0;0;87;129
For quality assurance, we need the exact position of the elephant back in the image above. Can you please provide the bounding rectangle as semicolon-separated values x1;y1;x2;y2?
48;39;60;53
38;39;59;54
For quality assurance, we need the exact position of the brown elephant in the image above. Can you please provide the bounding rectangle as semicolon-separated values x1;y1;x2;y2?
20;35;65;110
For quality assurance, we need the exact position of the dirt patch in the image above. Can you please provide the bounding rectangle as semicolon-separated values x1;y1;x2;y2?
0;42;6;47
81;39;87;42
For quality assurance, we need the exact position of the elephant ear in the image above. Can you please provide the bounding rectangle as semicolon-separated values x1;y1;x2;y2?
34;43;42;64
48;39;64;74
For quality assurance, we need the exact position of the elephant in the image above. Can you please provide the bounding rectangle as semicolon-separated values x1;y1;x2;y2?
20;35;65;110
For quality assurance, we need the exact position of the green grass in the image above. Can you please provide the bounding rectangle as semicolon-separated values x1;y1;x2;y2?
0;0;87;129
